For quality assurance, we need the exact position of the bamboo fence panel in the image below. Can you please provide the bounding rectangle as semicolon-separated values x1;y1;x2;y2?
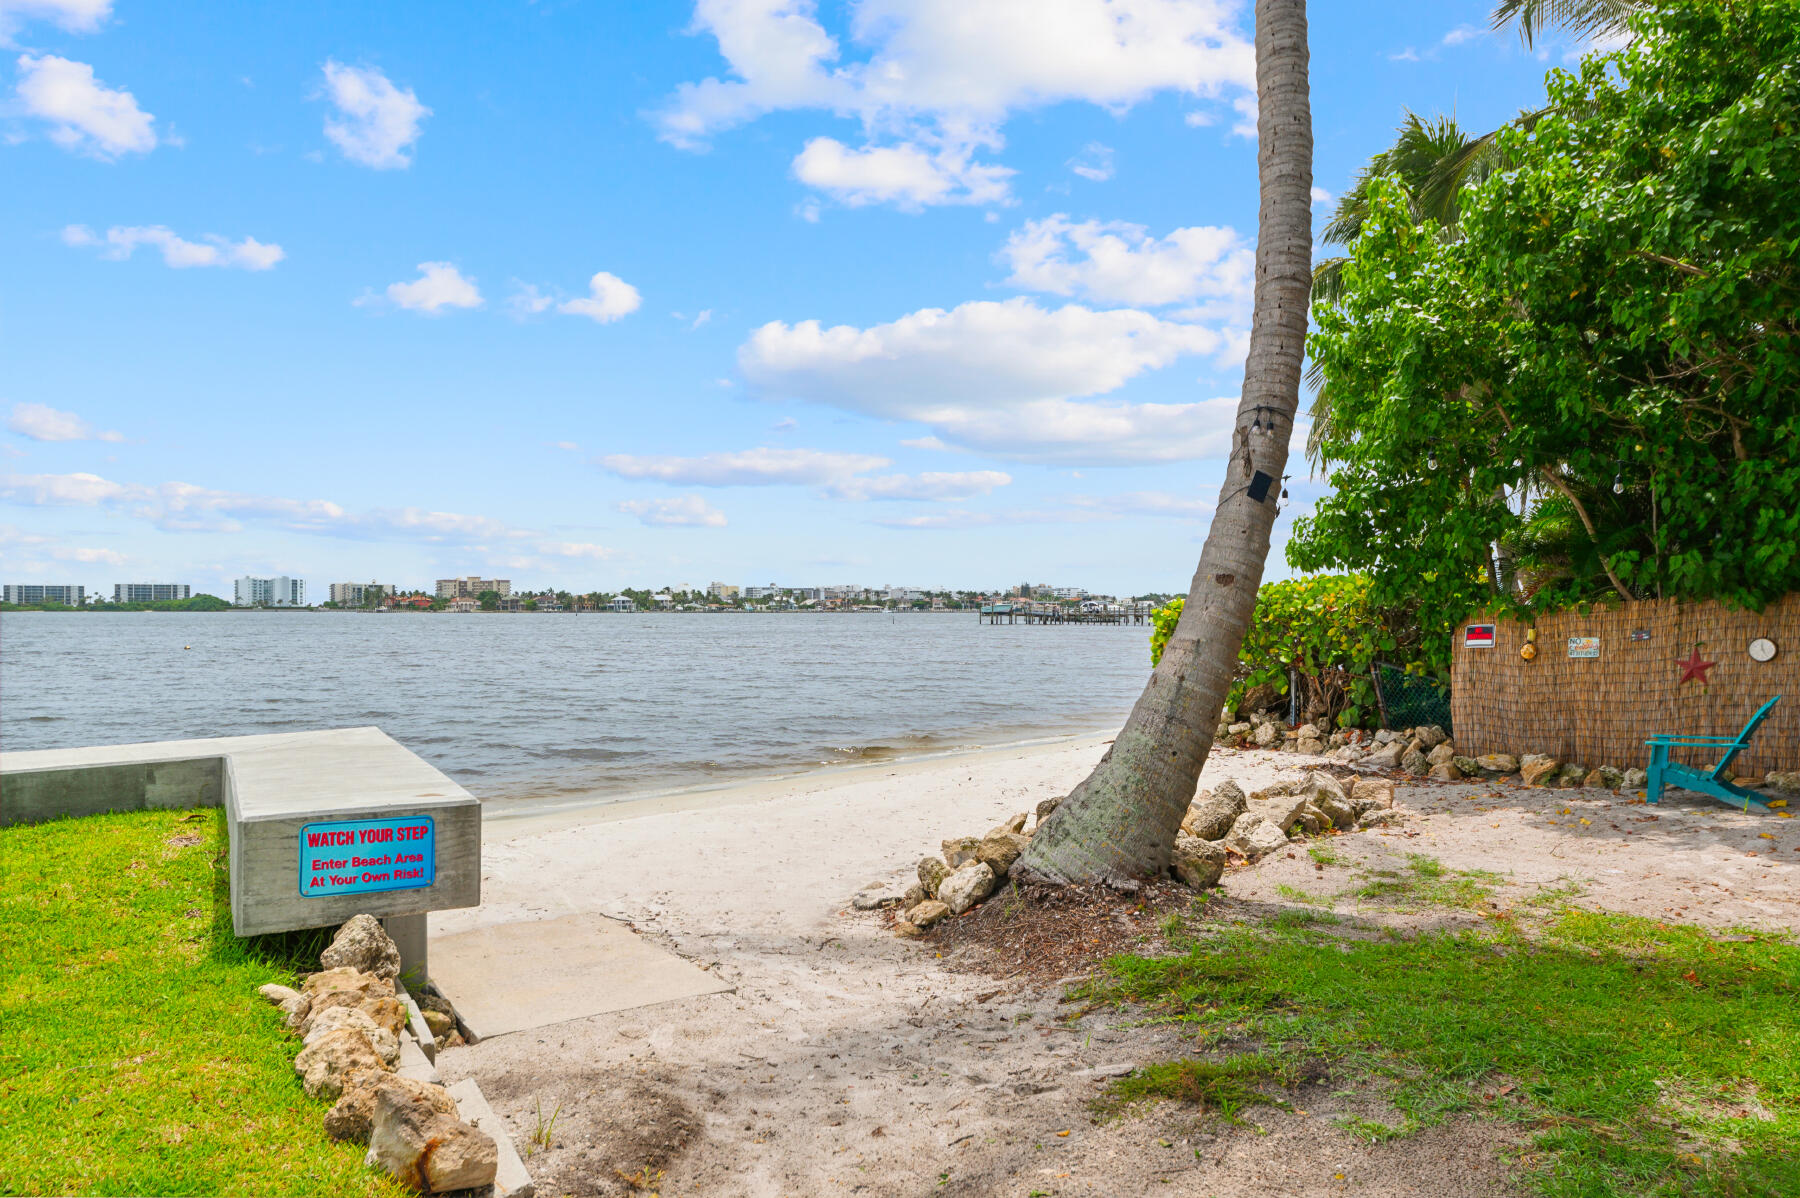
1450;595;1799;775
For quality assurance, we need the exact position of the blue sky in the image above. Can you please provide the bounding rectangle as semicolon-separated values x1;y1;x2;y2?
1;0;1594;597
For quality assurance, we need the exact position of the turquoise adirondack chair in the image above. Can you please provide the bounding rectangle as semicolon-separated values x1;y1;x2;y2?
1645;695;1783;811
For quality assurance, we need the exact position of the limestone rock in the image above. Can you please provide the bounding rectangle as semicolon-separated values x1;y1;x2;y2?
996;812;1029;836
1250;792;1312;835
1170;837;1226;889
892;919;924;939
1426;743;1457;767
1373;729;1402;746
851;882;907;910
1364;742;1404;770
302;990;408;1040
320;915;402;982
1296;802;1329;834
303;1005;400;1068
904;899;952;929
942;837;982;869
1401;746;1430;776
295;1027;388;1100
1452;756;1480;778
1553;763;1588;788
1305;774;1356;829
1252;722;1280;748
1180;786;1247;841
938;862;996;915
901;883;928;909
1762;770;1800;794
1474;753;1520;775
421;1009;454;1039
1622;767;1650;790
975;832;1030;878
1355;778;1396;810
1223;813;1288;860
1034;796;1063;826
1519;756;1561;787
279;993;310;1028
1296;735;1327;756
1582;769;1608;789
259;983;302;1007
1416;725;1448;749
1427;762;1460;782
1359;808;1406;828
364;1083;497;1193
1228;722;1252;736
917;856;950;897
325;1070;456;1144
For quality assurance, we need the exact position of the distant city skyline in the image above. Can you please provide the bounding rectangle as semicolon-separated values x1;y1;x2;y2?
1;2;1603;594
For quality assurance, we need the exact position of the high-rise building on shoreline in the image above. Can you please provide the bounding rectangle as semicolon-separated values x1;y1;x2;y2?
234;576;306;607
435;577;511;600
329;582;393;606
4;584;84;605
114;583;191;603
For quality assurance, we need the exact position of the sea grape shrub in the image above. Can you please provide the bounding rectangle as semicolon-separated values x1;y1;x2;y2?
1291;0;1800;650
1152;575;1418;729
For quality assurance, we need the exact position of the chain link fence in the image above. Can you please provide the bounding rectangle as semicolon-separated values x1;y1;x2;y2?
1371;662;1453;734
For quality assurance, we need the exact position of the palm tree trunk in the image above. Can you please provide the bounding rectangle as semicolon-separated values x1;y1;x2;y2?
1013;0;1313;887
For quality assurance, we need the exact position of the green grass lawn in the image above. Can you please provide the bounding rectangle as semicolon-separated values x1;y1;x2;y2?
1088;904;1800;1197
0;808;406;1197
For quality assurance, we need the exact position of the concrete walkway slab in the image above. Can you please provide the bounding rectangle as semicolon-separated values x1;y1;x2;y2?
429;912;731;1039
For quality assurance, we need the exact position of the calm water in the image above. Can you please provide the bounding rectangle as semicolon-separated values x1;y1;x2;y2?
0;612;1150;811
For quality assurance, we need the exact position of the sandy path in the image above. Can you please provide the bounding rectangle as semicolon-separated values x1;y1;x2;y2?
432;737;1799;1197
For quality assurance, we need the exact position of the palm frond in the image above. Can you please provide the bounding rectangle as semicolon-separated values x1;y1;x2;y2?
1490;0;1640;48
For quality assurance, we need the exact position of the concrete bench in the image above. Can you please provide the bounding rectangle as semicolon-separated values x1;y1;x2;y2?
1;727;480;977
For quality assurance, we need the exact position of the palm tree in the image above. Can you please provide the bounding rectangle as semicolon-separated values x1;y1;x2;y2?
1014;0;1314;887
1490;0;1641;46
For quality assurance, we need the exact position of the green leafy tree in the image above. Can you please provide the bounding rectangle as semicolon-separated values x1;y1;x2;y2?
1292;1;1800;664
476;590;501;611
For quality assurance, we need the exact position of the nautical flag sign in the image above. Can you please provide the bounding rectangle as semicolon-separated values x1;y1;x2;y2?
1464;624;1496;648
298;815;435;897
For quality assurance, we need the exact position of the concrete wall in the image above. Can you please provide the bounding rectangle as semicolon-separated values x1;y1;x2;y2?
2;728;481;937
1;755;223;827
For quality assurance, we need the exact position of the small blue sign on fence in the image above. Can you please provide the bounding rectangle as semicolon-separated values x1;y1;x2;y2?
298;815;435;898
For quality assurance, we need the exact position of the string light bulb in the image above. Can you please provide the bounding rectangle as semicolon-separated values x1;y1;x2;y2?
1427;455;1437;470
1613;477;1624;494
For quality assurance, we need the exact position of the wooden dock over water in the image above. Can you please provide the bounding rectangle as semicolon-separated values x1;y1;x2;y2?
979;602;1151;626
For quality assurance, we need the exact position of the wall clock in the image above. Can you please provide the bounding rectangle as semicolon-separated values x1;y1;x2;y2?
1749;637;1778;662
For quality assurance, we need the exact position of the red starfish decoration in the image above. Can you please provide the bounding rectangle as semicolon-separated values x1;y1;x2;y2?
1676;647;1717;685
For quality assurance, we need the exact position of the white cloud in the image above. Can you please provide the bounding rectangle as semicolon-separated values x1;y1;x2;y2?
825;470;1010;501
1310;185;1332;205
507;282;554;317
536;540;617;560
999;214;1253;311
0;469;621;564
619;494;729;527
319;60;429;169
792;136;1013;208
1441;24;1483;47
1068;489;1213;518
739;297;1245;464
599;446;1006;501
1067;141;1113;182
600;447;890;487
368;262;483;313
661;0;1253;145
51;544;125;564
62;224;284;270
741;297;1220;413
7;402;122;442
690;309;712;329
1183;110;1213;127
13;54;155;157
658;0;1253;209
558;271;641;323
900;435;948;450
0;0;110;40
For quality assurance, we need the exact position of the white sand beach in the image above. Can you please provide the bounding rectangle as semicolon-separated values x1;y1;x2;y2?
434;733;1799;1197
